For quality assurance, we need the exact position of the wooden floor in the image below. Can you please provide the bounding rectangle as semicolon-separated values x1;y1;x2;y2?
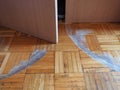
0;23;120;90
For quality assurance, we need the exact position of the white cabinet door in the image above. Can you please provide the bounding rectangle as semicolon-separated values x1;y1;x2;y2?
0;0;58;43
66;0;120;23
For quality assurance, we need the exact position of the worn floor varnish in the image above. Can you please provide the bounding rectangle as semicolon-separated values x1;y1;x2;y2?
0;23;120;90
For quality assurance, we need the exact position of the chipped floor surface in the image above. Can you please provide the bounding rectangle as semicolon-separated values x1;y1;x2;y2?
0;23;120;90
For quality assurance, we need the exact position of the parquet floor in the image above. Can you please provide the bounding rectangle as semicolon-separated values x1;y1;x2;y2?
0;23;120;90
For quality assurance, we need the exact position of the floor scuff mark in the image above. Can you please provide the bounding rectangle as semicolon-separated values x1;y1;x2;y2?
0;49;46;80
67;26;120;71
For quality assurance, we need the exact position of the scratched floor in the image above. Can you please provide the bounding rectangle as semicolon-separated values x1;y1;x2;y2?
0;23;120;90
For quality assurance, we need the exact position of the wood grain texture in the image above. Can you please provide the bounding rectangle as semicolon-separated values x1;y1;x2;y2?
66;0;120;23
36;39;56;51
55;51;64;73
26;51;55;74
0;27;16;37
0;23;120;89
0;74;25;90
0;37;13;52
0;0;58;43
81;58;111;72
85;72;118;90
55;73;86;90
0;53;10;74
2;52;30;74
56;25;79;51
112;72;120;89
86;35;101;50
23;74;54;90
9;34;37;52
0;55;5;67
55;51;83;73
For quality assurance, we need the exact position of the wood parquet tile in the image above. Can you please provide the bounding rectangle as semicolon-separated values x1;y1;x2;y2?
9;32;37;52
0;27;16;37
0;37;13;52
36;39;56;51
55;73;86;90
85;72;118;90
0;53;10;74
56;36;79;51
2;52;30;74
55;51;83;74
0;74;25;90
23;74;54;90
86;35;101;51
0;55;5;67
0;23;120;90
26;51;55;74
112;72;120;89
81;57;111;72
